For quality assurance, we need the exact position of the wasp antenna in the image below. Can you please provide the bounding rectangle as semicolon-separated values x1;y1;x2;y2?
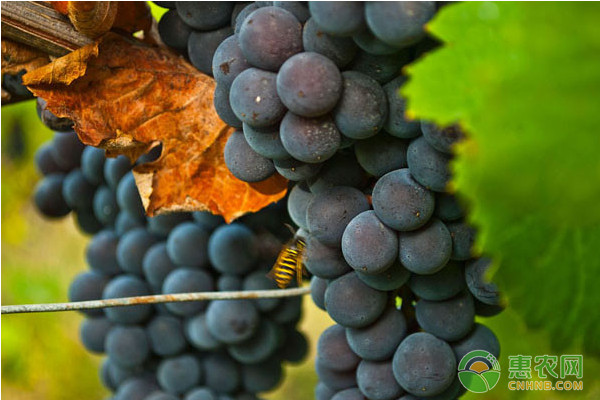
283;223;297;236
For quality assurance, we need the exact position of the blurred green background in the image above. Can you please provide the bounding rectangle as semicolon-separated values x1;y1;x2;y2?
2;100;599;400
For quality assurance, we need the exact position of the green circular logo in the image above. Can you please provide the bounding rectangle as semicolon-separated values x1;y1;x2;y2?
458;350;501;393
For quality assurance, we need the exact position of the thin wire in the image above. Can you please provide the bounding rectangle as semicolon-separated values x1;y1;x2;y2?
1;287;311;315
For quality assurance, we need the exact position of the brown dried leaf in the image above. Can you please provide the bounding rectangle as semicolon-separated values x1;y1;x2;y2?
113;2;153;36
1;39;50;76
135;129;289;222
23;33;287;221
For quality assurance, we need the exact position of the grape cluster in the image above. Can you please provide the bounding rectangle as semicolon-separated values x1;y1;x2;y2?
169;2;503;399
33;104;308;400
200;1;440;184
154;2;243;76
306;154;503;400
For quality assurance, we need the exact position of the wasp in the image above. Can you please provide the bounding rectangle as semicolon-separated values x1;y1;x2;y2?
268;226;307;289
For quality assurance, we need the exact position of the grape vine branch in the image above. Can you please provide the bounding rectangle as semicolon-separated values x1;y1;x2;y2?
1;287;311;315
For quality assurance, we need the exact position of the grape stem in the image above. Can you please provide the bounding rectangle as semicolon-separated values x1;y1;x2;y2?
0;287;311;315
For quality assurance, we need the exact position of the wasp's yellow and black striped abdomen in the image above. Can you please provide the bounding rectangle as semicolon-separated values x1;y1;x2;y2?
270;238;306;289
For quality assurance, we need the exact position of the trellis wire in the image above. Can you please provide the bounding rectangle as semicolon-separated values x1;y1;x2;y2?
1;287;311;315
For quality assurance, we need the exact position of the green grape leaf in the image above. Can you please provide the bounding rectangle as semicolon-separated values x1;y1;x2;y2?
403;2;600;354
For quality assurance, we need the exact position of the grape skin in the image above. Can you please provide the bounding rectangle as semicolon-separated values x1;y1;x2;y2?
157;354;203;395
241;357;283;393
35;143;64;176
306;186;370;247
465;257;501;305
242;270;281;312
102;275;153;324
342;211;399;275
311;276;328;311
383;76;421;139
303;18;358;69
447;221;477;261
117;227;158;276
333;71;388;139
317;324;361;371
34;174;70;218
331;388;366;400
274;157;323;181
308;2;365;37
277;52;342;118
372;169;435;232
104;155;131;190
63;170;96;211
325;272;388;328
147;213;191;238
162;268;214;316
408;261;465;301
415;290;475;342
214;85;243;128
287;182;313;230
93;185;118;226
158;9;192;52
281;329;309;363
349;50;412;85
452;322;501;362
208;223;259;274
356;360;404;400
243;123;290;161
273;1;310;23
238;7;303;72
188;27;234;76
50;131;84;170
166;222;210;268
315;358;357;392
224;130;276;183
365;2;436;48
146;392;179;400
228;319;281;364
184;313;222;351
421;122;465;154
354;132;408;178
316;382;336;400
407;136;452;192
230;68;286;128
398;218;452;275
205;299;260;344
346;306;407;361
392;332;456;397
86;229;121;275
175;1;234;31
68;271;109;317
185;387;218;400
280;112;341;163
203;353;241;394
353;29;401;56
114;376;159;400
355;261;411;292
105;325;150;368
307;152;368;194
116;173;146;222
212;35;251;89
80;317;112;353
146;315;187;357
